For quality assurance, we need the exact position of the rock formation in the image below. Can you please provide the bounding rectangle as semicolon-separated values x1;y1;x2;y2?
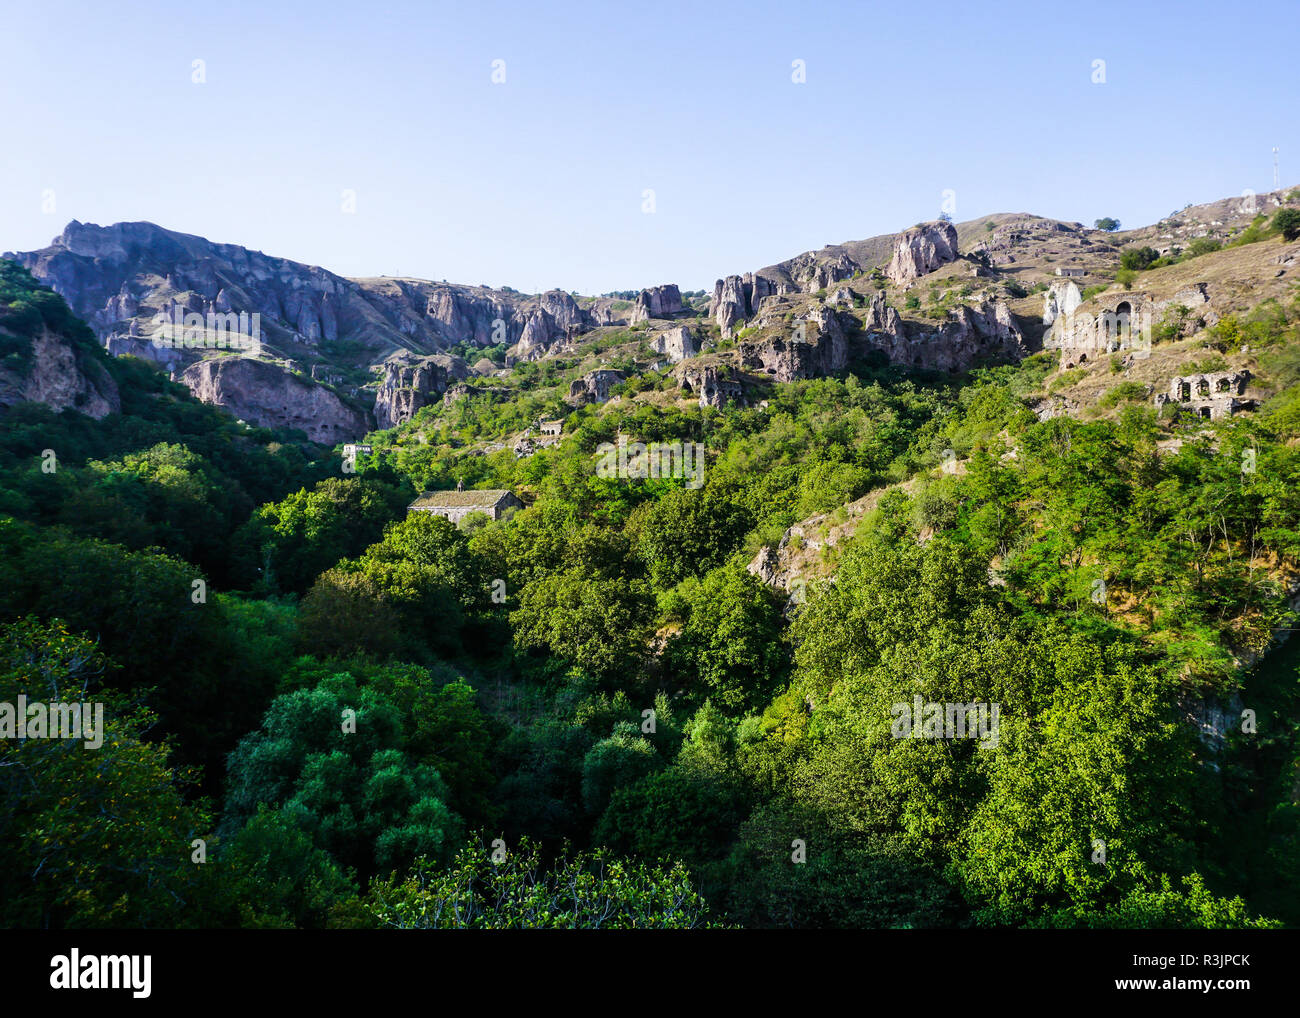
630;284;683;323
181;357;370;443
708;273;787;337
710;275;749;337
651;325;698;364
1042;279;1082;327
860;298;1024;371
886;220;960;286
862;291;905;341
740;306;848;382
373;352;449;429
677;363;744;408
4;222;614;389
568;368;625;404
0;324;121;419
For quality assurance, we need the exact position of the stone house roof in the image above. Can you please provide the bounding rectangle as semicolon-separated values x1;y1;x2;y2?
408;489;517;510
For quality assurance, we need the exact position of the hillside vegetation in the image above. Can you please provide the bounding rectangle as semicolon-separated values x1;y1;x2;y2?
3;207;1300;930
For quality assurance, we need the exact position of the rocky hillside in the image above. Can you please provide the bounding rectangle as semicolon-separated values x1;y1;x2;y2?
0;261;120;419
6;186;1298;441
4;222;632;438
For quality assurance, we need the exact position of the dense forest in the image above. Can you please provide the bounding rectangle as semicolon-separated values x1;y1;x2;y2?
3;259;1300;929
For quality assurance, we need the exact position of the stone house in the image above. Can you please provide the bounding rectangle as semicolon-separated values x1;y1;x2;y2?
407;488;523;523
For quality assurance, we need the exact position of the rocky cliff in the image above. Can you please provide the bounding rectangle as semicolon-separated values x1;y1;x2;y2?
0;261;122;419
676;362;745;408
181;357;370;443
568;369;625;405
861;299;1024;371
0;323;121;419
3;222;631;437
740;306;848;381
709;272;789;337
373;352;451;430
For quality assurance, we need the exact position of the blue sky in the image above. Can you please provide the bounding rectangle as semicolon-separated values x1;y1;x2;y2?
1;0;1296;293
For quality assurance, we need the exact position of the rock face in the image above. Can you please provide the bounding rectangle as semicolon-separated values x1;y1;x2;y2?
886;220;960;286
0;324;121;419
863;291;905;340
9;221;363;361
425;287;512;347
1042;279;1083;327
630;284;683;323
374;352;450;429
806;252;860;290
181;358;370;443
511;291;598;361
740;306;848;381
747;545;780;587
708;272;786;337
677;363;744;408
651;325;698;363
860;298;1024;371
4;222;617;381
568;369;625;404
710;275;749;337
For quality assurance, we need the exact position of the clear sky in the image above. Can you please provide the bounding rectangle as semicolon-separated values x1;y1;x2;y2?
1;0;1296;294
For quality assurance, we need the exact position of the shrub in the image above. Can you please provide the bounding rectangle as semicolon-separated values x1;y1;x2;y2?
1098;381;1147;408
1183;236;1222;258
1274;208;1300;242
1119;246;1159;271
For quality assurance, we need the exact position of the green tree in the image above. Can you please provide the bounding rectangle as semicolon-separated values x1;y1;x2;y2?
1273;207;1300;242
1120;246;1159;271
236;476;410;593
511;569;654;679
664;564;787;715
0;618;212;928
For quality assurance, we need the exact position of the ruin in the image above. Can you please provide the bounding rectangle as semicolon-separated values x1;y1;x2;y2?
1047;292;1155;368
1153;369;1254;420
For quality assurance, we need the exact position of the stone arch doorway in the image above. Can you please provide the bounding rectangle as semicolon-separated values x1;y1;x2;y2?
1114;301;1132;341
